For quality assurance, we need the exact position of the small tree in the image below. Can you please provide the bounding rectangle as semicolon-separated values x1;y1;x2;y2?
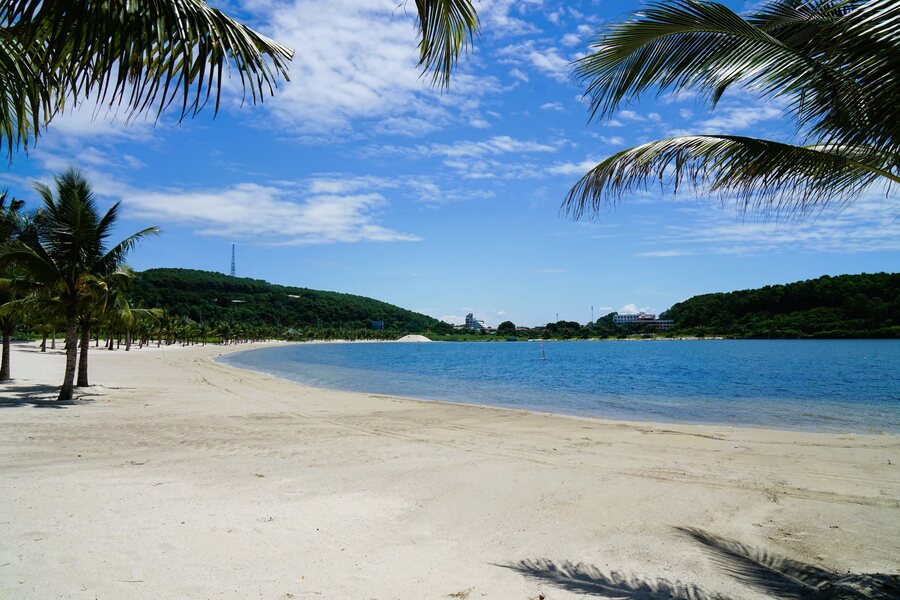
497;320;517;335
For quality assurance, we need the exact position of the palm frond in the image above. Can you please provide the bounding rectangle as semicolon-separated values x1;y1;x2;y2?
414;0;479;88
564;135;899;219
97;227;160;275
2;0;294;158
0;242;62;287
0;28;55;157
574;0;899;153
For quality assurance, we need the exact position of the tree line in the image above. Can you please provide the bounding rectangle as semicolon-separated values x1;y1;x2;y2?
660;273;900;339
454;274;899;341
129;268;453;333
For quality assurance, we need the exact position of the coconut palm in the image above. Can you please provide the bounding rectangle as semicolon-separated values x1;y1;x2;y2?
0;169;158;400
0;190;27;380
75;266;141;386
0;0;478;159
565;0;899;219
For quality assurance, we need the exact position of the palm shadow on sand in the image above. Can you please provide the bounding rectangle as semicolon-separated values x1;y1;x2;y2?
0;383;96;408
500;527;899;599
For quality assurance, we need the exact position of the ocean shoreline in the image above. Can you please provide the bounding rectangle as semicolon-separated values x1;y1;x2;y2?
216;340;900;437
2;341;898;598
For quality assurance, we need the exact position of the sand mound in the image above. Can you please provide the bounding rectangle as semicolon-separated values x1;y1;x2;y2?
396;334;432;342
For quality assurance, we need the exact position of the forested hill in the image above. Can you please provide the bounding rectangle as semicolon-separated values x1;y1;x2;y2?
130;268;451;333
661;273;899;338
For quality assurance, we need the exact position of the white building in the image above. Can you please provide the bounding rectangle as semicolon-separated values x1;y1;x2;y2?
613;312;674;331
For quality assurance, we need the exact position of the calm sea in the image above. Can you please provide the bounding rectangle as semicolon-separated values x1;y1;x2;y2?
219;340;900;433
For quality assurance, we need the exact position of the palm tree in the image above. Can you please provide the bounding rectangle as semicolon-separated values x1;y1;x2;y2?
0;190;26;381
565;0;899;219
75;266;140;386
0;169;158;400
1;0;478;159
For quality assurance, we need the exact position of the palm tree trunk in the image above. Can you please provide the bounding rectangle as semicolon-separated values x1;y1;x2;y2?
51;330;56;350
0;326;12;381
59;315;78;401
77;324;91;387
40;332;47;352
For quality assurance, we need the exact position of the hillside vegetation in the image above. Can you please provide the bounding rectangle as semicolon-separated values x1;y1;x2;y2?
129;268;451;334
661;273;899;338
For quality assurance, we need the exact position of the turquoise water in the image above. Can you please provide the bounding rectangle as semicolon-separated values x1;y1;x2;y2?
219;340;900;433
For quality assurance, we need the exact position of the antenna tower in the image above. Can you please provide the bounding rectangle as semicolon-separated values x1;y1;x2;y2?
230;244;236;277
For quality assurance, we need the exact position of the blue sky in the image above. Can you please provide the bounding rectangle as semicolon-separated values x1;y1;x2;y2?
3;0;898;327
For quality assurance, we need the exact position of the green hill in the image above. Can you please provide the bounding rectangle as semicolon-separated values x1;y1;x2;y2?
129;268;452;333
661;273;900;338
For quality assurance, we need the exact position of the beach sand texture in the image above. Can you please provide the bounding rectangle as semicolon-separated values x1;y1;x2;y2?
1;342;898;599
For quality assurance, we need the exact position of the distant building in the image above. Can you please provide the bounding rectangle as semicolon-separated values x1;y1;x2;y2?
371;320;385;330
613;312;674;331
464;313;486;331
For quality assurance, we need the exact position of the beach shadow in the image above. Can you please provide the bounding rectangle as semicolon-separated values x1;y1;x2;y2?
498;559;726;599
500;528;899;599
677;527;900;600
0;383;95;409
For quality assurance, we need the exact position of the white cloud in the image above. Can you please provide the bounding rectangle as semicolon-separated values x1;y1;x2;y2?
618;110;645;122
122;182;420;245
480;0;544;37
498;41;571;82
587;134;625;145
618;303;654;315
26;150;423;246
509;68;530;82
561;33;581;47
377;135;563;160
696;105;782;131
245;0;499;136
375;136;565;181
39;98;156;144
546;157;601;176
540;102;565;111
640;190;900;256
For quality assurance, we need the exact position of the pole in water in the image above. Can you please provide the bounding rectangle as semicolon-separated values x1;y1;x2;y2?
540;341;546;361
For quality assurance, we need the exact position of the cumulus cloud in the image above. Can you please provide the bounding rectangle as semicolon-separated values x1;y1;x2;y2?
122;182;420;245
26;148;423;245
497;40;572;82
243;0;499;136
561;33;581;46
480;0;544;37
618;303;653;315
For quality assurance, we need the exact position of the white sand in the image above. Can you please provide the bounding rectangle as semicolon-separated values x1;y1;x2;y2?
395;334;432;342
1;341;898;599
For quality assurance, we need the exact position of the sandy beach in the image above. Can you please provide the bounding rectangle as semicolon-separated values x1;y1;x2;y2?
1;341;898;599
